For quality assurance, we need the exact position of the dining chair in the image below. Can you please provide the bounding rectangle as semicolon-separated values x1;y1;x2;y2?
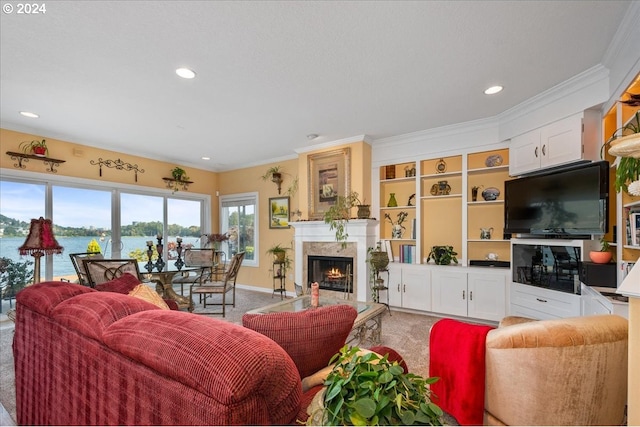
172;248;217;296
82;258;142;288
190;251;245;317
69;252;104;286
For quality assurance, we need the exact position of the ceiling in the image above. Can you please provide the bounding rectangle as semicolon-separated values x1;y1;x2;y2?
0;1;633;172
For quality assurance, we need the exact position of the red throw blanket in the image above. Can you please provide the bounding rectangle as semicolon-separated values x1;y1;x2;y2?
429;319;495;426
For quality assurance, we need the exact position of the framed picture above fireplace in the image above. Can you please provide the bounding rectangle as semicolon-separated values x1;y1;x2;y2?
307;147;351;220
269;196;290;229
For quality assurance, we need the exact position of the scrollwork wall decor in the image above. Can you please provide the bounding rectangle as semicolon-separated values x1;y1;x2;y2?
90;158;145;182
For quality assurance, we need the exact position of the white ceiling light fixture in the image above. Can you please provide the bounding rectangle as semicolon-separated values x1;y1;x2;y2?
201;156;210;160
176;67;196;79
307;134;319;140
484;85;503;95
20;111;39;118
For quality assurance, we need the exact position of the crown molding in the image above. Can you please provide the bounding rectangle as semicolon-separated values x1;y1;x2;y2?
294;134;371;155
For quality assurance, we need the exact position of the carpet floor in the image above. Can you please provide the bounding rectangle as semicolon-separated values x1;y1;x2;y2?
0;286;444;425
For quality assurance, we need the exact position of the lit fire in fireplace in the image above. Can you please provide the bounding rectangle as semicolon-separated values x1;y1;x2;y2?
326;267;345;280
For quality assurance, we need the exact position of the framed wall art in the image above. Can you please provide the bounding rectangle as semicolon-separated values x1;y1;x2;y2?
307;147;351;220
269;196;290;229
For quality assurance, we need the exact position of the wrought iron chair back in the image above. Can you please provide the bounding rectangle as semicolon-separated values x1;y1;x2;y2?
83;258;141;288
190;251;245;317
69;252;104;286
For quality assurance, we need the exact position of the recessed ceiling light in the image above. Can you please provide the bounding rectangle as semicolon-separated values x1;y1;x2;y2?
201;156;210;160
20;111;39;118
176;68;196;79
307;134;319;140
484;85;503;95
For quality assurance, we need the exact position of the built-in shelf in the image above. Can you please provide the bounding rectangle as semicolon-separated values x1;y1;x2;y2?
6;151;66;173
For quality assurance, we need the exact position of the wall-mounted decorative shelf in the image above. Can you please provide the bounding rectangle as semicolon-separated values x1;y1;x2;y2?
6;151;66;173
90;157;145;182
162;177;194;192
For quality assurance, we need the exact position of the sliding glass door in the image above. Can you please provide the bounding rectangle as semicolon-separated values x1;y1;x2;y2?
0;173;208;282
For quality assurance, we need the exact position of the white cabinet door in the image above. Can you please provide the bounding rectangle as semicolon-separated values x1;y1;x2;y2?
387;265;403;308
540;113;583;169
387;264;431;311
509;129;541;176
431;270;467;317
401;266;431;311
468;273;506;322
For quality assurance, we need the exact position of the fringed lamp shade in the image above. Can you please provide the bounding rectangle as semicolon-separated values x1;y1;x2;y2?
19;217;63;284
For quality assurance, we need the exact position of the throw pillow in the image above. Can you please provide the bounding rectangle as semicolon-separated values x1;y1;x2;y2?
242;304;357;379
95;272;140;294
128;284;170;310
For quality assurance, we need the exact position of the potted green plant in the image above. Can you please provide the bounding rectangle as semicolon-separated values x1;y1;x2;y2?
308;345;444;425
171;166;189;181
426;245;458;265
589;237;613;264
19;139;48;156
0;257;34;301
266;243;289;263
324;191;370;247
261;166;285;194
602;109;640;194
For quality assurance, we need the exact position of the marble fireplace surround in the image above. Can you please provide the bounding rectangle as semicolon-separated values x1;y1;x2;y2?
291;219;379;302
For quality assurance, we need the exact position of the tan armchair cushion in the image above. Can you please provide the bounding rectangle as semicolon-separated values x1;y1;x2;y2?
484;315;628;426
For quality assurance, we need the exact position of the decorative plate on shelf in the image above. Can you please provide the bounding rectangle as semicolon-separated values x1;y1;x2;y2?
481;187;500;201
436;158;447;173
485;154;503;167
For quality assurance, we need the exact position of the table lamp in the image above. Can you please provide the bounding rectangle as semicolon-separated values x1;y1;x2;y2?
18;217;63;284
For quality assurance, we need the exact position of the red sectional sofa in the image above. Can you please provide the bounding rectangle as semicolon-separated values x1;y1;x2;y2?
13;281;304;425
13;280;406;425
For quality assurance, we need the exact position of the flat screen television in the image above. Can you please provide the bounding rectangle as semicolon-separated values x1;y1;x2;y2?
504;161;609;237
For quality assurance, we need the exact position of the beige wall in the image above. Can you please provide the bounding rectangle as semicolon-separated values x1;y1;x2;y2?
1;129;373;294
218;159;299;292
0;128;219;247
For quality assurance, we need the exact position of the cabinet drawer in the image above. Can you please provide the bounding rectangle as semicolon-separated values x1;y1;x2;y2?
510;283;580;319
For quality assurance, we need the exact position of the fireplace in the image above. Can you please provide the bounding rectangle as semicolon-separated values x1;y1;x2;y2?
308;255;354;292
291;219;378;302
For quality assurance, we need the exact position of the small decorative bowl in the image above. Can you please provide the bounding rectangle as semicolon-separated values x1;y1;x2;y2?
482;187;500;201
485;154;503;167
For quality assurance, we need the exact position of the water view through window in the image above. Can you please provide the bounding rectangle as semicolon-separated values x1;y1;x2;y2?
1;180;205;282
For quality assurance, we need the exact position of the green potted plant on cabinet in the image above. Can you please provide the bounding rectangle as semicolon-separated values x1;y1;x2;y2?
307;345;444;425
19;139;48;157
426;245;458;265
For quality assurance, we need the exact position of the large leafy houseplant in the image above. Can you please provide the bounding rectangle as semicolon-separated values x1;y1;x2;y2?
312;346;443;426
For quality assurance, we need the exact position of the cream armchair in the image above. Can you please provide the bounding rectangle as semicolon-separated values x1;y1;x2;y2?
484;315;628;426
429;314;628;426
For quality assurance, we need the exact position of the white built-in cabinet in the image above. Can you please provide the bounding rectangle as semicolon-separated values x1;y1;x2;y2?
580;284;613;316
431;269;507;322
509;111;600;176
387;264;431;312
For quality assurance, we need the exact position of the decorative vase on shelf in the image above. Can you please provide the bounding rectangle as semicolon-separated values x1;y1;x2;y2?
392;224;404;239
387;193;398;207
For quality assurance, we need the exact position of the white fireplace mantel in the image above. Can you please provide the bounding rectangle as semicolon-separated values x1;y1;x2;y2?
291;219;379;301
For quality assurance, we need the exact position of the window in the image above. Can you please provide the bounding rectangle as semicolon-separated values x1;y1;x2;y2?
220;193;257;266
0;170;210;282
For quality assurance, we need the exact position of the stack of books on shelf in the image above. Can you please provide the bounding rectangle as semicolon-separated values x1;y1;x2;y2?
625;207;640;246
398;244;416;264
380;240;416;264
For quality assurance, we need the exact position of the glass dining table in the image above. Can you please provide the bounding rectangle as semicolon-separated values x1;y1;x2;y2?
140;265;200;311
